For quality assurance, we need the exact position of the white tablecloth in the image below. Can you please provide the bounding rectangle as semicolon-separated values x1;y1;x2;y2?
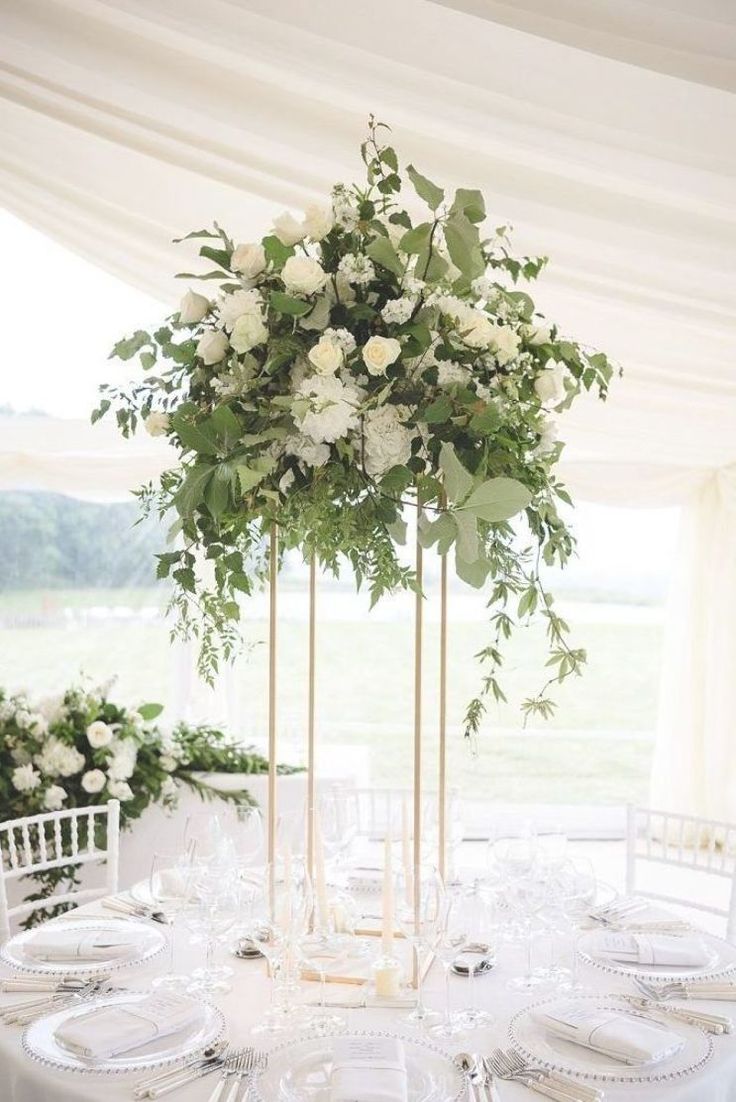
4;895;736;1102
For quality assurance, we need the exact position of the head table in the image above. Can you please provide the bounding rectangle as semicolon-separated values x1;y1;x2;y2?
3;886;736;1102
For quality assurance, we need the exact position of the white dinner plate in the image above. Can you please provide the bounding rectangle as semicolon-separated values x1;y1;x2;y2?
251;1030;466;1101
0;918;166;977
22;989;226;1075
577;929;736;982
509;994;714;1085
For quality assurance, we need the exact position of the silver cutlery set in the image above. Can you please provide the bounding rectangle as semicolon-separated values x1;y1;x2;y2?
0;975;116;1026
133;1044;267;1100
459;1048;604;1101
586;898;692;934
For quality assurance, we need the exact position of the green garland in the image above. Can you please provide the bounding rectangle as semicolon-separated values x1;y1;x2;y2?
0;683;299;926
94;118;616;735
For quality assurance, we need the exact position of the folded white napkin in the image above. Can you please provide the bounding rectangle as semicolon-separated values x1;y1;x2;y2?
330;1036;408;1102
25;928;143;963
534;1003;685;1066
54;993;201;1060
596;932;710;968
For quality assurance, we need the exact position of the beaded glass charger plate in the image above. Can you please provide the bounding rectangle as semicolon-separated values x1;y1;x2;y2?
577;929;736;982
250;1030;466;1101
0;918;166;977
21;990;226;1075
509;994;713;1086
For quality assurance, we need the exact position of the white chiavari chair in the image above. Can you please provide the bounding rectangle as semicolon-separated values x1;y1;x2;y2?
0;800;120;940
626;804;736;941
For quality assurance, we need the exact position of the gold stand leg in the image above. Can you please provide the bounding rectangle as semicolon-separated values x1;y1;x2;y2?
307;556;317;890
268;525;278;874
413;496;423;986
439;547;448;882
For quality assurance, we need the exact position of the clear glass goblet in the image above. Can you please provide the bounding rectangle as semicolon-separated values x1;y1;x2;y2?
395;865;445;1028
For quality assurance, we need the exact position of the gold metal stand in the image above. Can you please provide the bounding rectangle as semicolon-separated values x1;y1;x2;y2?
413;495;423;985
307;556;317;889
268;524;278;871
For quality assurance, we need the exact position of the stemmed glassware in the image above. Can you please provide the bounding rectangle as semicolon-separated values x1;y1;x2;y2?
457;879;495;1029
431;889;469;1037
180;866;239;994
506;875;552;992
148;851;194;991
395;866;445;1028
318;789;358;885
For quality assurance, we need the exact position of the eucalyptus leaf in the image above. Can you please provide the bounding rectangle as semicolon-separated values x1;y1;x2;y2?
399;222;433;255
450;188;486;224
439;442;473;503
460;477;533;522
366;236;404;277
406;165;444;210
455;509;479;563
269;292;312;317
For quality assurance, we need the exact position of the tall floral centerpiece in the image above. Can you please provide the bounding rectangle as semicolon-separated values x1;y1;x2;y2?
95;119;615;734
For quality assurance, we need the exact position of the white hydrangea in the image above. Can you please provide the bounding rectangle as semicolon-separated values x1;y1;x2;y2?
12;764;40;792
337;254;375;287
108;780;134;801
14;708;33;730
160;776;178;800
490;324;522;365
296;375;361;444
107;740;138;781
362;405;416;477
428;292;467;321
403;276;426;295
437;360;471;387
27;713;48;737
212;361;255;399
285;434;330;468
381;297;415;325
43;785;67;811
35;738;85;778
322;328;356;355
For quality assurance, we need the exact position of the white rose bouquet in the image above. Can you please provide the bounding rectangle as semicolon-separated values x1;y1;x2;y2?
95;118;616;731
0;683;300;925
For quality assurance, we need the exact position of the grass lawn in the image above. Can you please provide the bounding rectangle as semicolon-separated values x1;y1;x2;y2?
0;586;660;805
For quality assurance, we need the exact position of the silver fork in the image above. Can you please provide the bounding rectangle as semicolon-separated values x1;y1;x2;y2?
635;977;736;1001
206;1048;249;1102
223;1048;254;1102
133;1042;228;1098
1;978;109;1025
487;1049;589;1101
493;1050;603;1101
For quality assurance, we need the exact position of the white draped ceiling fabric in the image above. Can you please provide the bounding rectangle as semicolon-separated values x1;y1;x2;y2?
1;0;735;817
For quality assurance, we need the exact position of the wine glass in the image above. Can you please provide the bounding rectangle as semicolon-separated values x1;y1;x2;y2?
182;872;239;994
456;879;495;1029
232;805;265;867
430;889;469;1037
395;865;445;1027
250;857;313;1033
506;875;552;992
183;812;230;862
318;789;358;881
148;851;194;991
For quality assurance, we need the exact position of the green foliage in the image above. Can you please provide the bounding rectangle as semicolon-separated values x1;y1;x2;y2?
93;117;617;734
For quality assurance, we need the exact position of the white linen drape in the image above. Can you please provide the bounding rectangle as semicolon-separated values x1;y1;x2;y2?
1;0;735;817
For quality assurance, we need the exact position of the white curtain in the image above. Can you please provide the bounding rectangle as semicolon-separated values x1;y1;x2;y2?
1;0;736;817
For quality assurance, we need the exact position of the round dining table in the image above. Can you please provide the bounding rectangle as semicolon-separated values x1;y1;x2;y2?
4;889;736;1102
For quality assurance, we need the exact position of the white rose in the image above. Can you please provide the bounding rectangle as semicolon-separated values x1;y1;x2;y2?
196;330;229;365
107;740;138;780
231;242;266;279
230;312;269;353
159;755;177;772
534;362;567;407
81;769;106;794
144;412;170;438
490;325;521;365
28;713;48;737
302;203;334;241
178;290;209;324
107;780;133;800
43;785;67;811
527;323;552;346
86;720;114;748
282;255;328;296
218;289;263;331
272;211;306;247
38;695;64;724
307;337;343;376
459;311;496;350
14;708;32;729
12;764;40;792
362;336;402;376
